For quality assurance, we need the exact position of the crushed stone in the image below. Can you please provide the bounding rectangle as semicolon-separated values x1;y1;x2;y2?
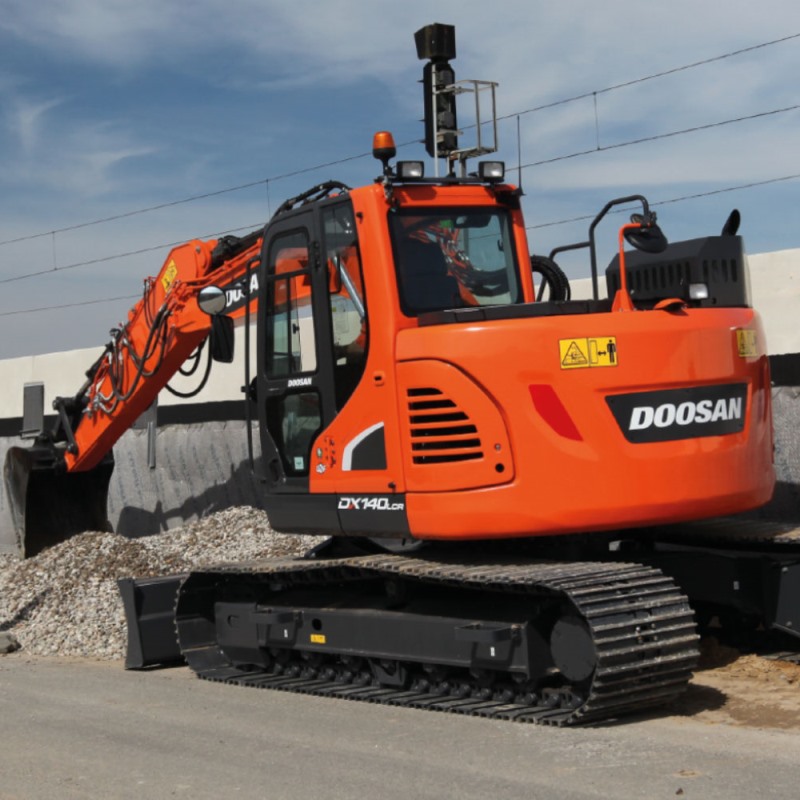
0;507;317;660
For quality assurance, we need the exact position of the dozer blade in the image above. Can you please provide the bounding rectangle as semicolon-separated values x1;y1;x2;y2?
2;445;114;558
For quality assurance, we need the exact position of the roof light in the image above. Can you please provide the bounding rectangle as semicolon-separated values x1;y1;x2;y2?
396;161;424;179
373;131;397;172
478;161;505;182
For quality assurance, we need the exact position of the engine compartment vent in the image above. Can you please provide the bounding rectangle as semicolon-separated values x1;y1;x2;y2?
406;387;483;464
606;235;750;308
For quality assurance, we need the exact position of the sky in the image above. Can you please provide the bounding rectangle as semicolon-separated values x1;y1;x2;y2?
0;0;799;360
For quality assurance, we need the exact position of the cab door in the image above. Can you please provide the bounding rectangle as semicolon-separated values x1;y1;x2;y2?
255;208;340;532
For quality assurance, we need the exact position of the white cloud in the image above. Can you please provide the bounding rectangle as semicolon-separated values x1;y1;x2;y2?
0;94;159;197
0;0;799;357
6;96;65;153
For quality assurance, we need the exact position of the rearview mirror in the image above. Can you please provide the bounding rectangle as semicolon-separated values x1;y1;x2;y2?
624;214;668;254
210;315;235;363
198;286;227;315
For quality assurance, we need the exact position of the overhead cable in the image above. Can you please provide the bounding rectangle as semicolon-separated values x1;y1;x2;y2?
1;31;796;249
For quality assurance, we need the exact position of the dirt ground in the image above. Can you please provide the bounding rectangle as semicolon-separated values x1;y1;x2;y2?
674;638;800;729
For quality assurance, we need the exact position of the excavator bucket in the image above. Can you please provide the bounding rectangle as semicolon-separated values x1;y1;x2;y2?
2;445;114;558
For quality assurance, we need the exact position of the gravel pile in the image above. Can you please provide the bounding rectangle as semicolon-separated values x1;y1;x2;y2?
0;507;318;660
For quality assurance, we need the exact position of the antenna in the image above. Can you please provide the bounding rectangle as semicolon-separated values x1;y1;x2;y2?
516;115;524;194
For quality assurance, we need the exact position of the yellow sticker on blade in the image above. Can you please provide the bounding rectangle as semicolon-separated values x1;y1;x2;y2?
310;633;326;644
736;329;758;358
560;337;618;369
161;260;179;293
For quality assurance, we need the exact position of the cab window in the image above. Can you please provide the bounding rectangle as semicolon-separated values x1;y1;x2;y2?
265;230;317;376
389;208;520;315
323;204;368;409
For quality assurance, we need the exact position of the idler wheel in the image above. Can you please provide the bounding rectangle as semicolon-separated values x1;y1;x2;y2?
549;615;597;683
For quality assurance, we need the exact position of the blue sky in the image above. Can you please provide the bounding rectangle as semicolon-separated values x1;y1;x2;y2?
0;0;799;359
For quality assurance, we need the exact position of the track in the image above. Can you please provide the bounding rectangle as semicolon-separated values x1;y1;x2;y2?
175;554;699;725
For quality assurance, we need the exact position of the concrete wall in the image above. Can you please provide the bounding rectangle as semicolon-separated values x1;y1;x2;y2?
0;248;797;554
0;321;258;421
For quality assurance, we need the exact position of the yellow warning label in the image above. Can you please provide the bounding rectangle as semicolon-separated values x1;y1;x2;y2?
560;337;618;369
736;329;758;358
161;260;179;293
561;340;589;367
310;633;326;645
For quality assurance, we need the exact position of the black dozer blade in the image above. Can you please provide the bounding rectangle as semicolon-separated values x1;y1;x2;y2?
3;445;114;558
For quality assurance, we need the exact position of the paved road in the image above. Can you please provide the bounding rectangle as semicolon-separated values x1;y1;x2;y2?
1;654;799;800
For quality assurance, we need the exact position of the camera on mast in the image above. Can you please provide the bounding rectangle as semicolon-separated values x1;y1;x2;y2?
415;23;458;160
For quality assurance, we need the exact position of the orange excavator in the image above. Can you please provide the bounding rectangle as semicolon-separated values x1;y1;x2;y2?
6;25;797;725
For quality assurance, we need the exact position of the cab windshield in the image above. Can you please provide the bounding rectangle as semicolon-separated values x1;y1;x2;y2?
389;207;521;315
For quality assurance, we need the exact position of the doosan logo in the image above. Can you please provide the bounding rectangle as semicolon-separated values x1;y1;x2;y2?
629;397;743;431
606;383;747;443
224;273;260;310
287;377;312;388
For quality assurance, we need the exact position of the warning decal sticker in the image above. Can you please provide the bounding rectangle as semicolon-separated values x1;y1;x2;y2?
736;329;758;358
560;337;618;370
161;259;179;293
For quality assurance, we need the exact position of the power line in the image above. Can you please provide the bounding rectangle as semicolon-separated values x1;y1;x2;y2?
0;150;379;248
1;31;796;249
4;101;796;287
7;170;800;318
653;172;800;206
0;294;139;318
0;31;797;309
517;104;800;171
9;102;791;285
0;223;264;285
497;32;800;122
527;173;800;231
0;183;269;247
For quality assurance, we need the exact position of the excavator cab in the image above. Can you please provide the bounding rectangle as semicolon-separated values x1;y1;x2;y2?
246;171;542;536
244;157;772;544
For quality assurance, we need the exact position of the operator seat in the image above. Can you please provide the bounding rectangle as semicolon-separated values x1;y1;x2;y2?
396;238;461;314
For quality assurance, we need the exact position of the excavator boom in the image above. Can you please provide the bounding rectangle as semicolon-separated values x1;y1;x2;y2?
3;231;262;556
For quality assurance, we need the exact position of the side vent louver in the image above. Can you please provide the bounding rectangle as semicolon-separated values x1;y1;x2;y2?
407;387;483;464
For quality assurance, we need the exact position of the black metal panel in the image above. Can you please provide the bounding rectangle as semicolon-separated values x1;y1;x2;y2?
117;575;185;669
337;494;410;536
631;540;800;642
770;353;800;387
767;562;800;635
418;299;612;327
215;601;532;675
21;383;44;439
606;235;750;308
350;426;387;470
264;493;342;535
